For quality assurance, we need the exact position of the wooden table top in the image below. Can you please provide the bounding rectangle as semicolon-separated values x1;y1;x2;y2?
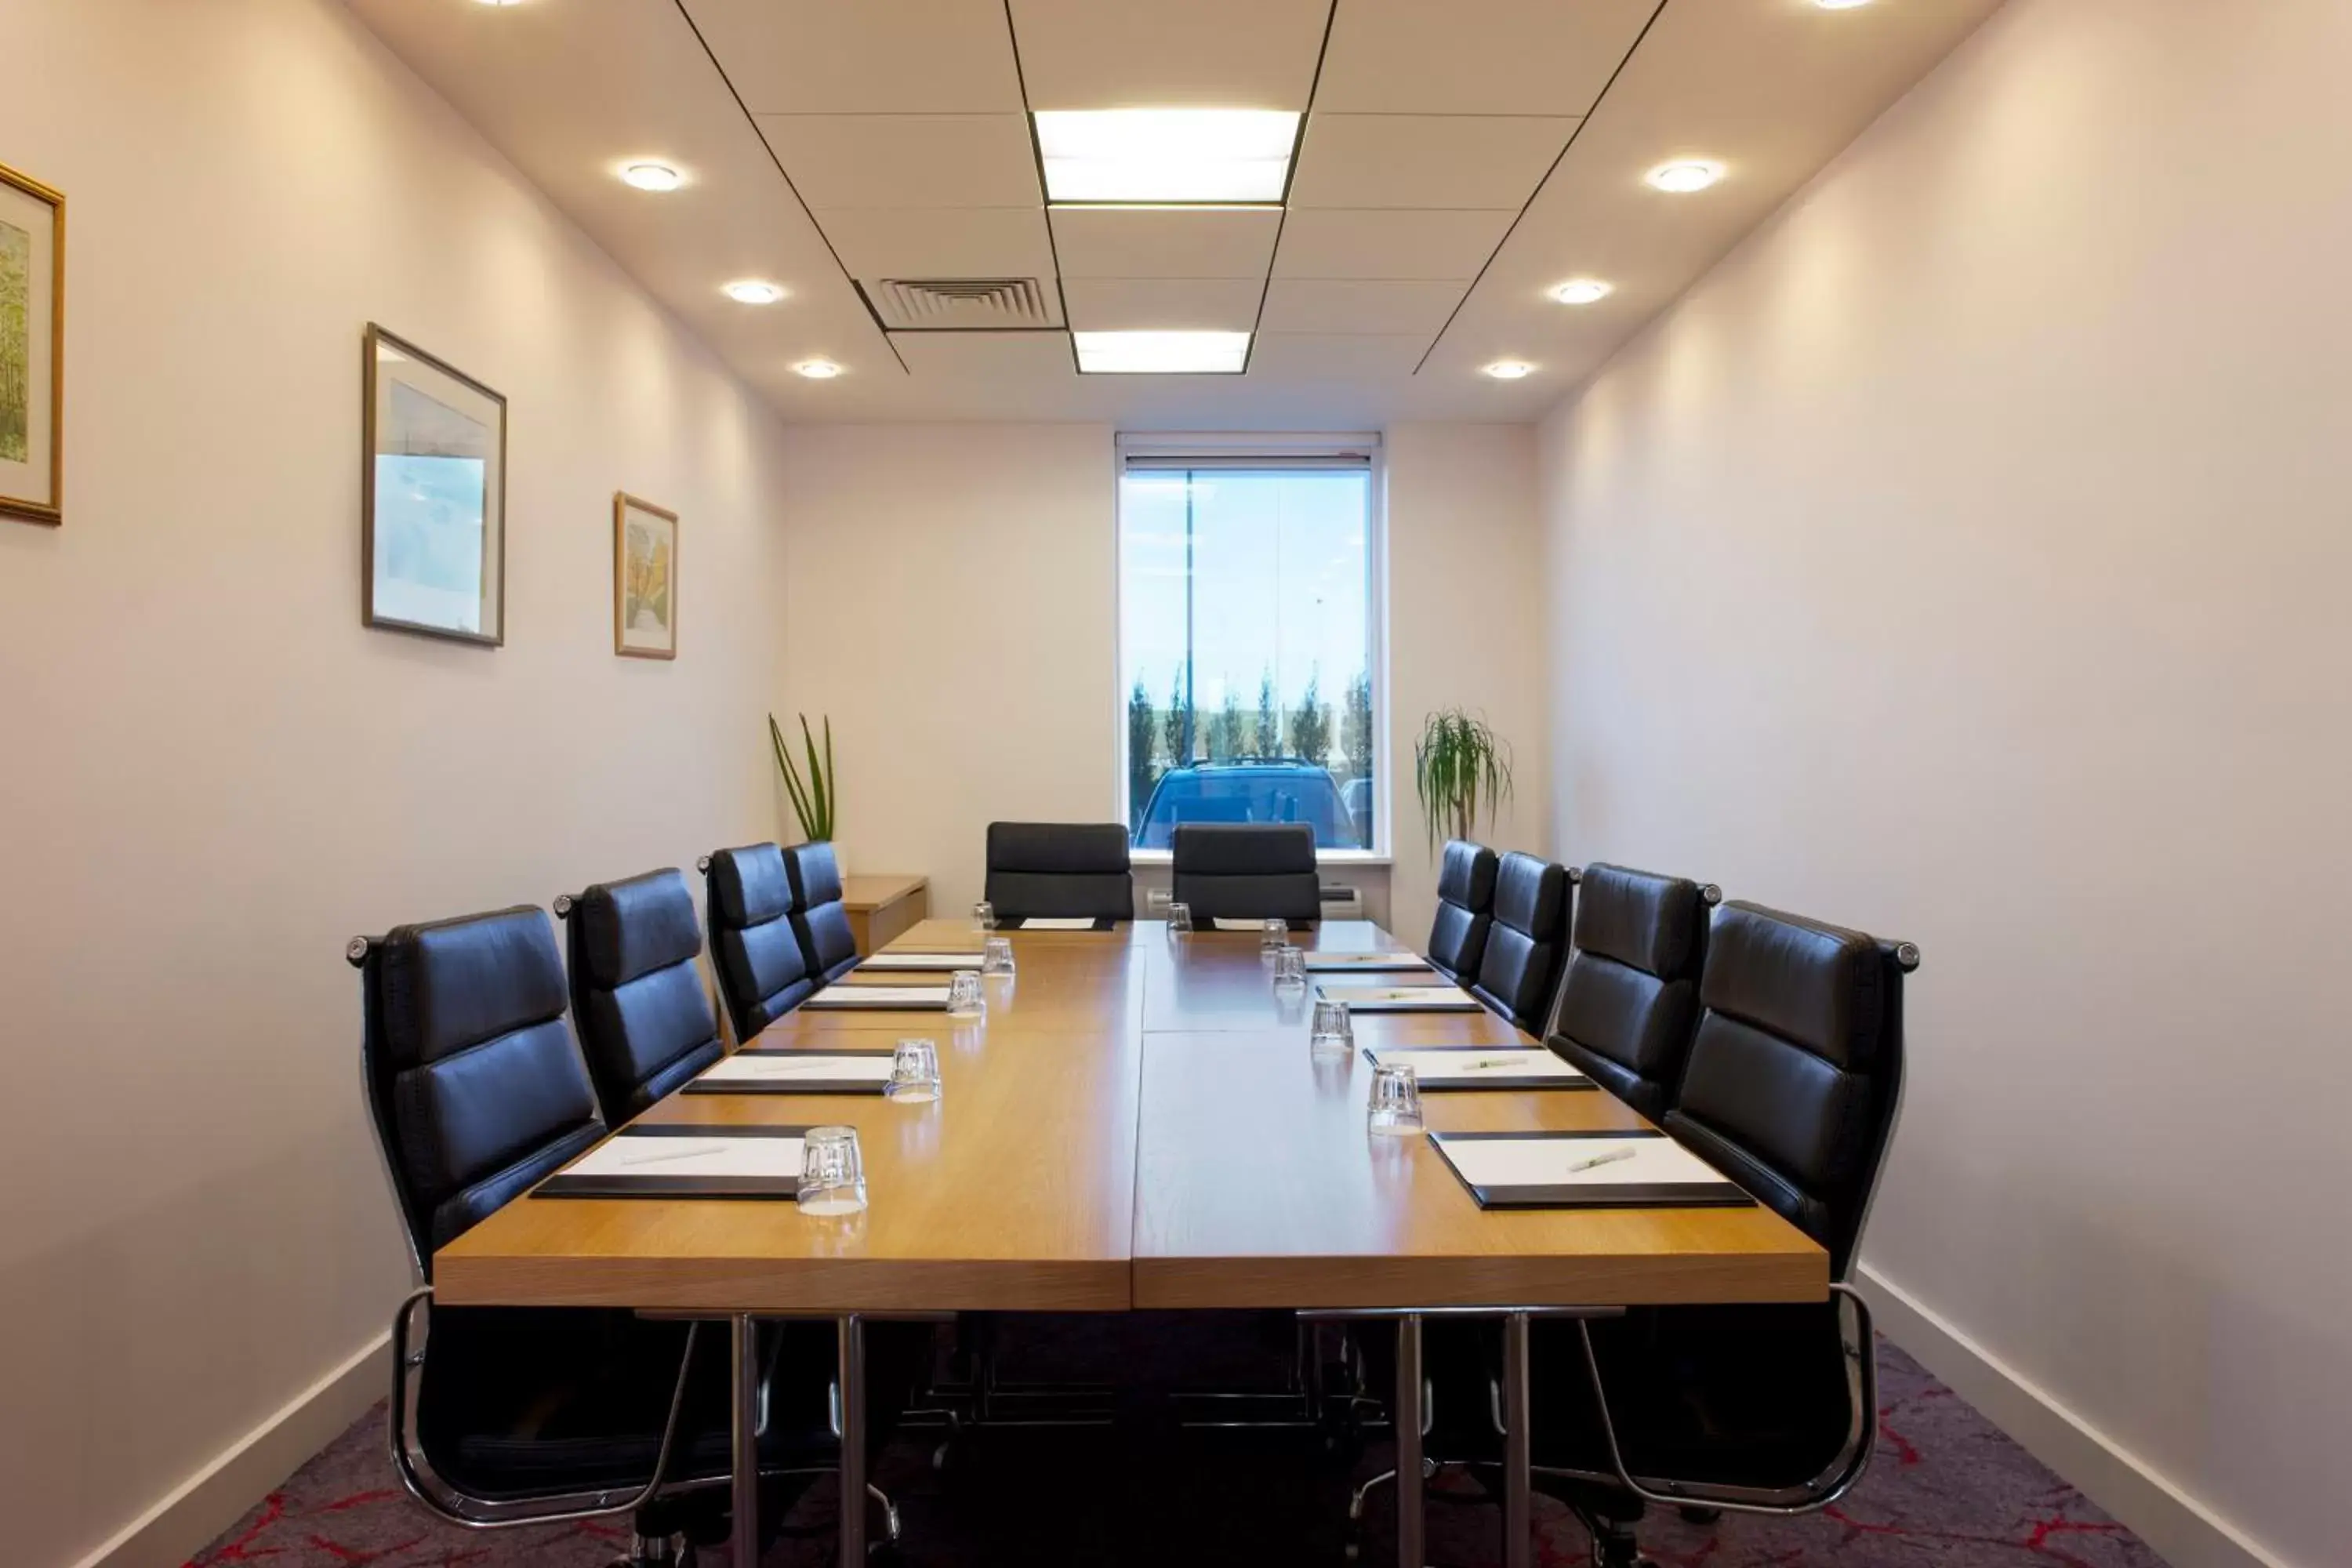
432;918;1826;1313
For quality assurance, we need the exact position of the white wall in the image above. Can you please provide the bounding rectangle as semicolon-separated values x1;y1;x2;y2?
775;422;1548;935
1535;2;2350;1565
0;3;793;1565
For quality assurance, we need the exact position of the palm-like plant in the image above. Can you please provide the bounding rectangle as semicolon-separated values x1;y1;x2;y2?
1413;709;1512;851
768;712;836;844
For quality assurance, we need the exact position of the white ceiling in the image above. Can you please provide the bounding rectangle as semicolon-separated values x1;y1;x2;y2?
346;0;2005;427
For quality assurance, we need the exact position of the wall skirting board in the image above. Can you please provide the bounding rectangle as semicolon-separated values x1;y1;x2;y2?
1858;1266;2290;1568
71;1331;388;1568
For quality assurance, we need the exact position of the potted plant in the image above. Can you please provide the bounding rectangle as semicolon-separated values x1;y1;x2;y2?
1413;708;1512;851
769;712;838;869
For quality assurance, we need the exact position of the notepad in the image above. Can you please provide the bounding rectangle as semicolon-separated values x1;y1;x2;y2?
1428;1131;1755;1211
1208;917;1285;932
1313;982;1482;1011
1304;952;1439;974
1008;916;1111;931
856;951;982;971
686;1051;897;1095
804;984;950;1010
535;1125;808;1200
1361;1045;1592;1091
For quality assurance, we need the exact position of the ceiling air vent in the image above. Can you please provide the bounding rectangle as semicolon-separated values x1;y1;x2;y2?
867;277;1057;331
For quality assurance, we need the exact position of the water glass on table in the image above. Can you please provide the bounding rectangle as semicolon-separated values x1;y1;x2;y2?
972;900;996;931
1260;917;1289;952
981;935;1016;977
1309;996;1353;1053
1367;1064;1425;1138
946;970;986;1019
1166;902;1192;935
797;1126;868;1214
1272;944;1307;989
886;1038;942;1104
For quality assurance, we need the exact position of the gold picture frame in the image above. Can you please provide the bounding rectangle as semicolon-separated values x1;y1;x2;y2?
0;161;64;525
614;492;679;660
361;324;507;647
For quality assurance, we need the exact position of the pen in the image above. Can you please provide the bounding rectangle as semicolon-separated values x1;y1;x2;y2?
619;1142;729;1167
1462;1056;1524;1071
1565;1147;1638;1175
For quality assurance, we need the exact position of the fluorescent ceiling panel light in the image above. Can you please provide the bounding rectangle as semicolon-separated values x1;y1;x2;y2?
1074;331;1250;375
1036;110;1298;203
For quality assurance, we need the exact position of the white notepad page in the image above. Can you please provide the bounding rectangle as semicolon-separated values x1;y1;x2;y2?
1017;916;1103;930
1368;1047;1585;1082
1440;1136;1728;1190
805;985;950;1007
1207;917;1284;931
701;1054;897;1085
1316;983;1479;1009
1304;952;1436;971
858;951;980;971
561;1133;807;1181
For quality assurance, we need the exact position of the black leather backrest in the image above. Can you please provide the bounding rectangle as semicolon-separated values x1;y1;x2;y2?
1470;852;1570;1032
1664;902;1906;1279
782;841;860;984
985;822;1134;920
1169;823;1320;922
564;869;724;1126
1426;840;1498;981
704;844;815;1041
360;906;604;1269
1544;863;1709;1121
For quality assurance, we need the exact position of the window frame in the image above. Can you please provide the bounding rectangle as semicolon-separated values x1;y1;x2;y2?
1111;432;1391;865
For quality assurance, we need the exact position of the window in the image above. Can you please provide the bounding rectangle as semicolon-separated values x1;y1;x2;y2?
1117;435;1383;855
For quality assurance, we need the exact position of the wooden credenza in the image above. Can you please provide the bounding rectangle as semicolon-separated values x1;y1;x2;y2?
839;873;929;956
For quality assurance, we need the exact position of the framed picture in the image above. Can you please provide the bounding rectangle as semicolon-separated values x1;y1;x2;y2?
361;324;505;645
0;162;64;526
614;492;678;659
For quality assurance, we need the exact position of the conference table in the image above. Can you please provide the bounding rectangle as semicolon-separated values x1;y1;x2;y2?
435;918;1826;1568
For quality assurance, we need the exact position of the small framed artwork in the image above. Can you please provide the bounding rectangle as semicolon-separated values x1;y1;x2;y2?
0;161;64;526
361;324;506;645
614;492;678;659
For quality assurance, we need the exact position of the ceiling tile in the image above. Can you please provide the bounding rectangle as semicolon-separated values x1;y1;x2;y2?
818;209;1057;280
1272;209;1515;281
891;330;1076;382
1289;115;1574;209
1248;334;1427;379
1062;278;1264;332
1314;0;1656;116
681;0;1023;114
1258;279;1465;336
1050;207;1281;279
757;114;1040;208
1007;0;1331;110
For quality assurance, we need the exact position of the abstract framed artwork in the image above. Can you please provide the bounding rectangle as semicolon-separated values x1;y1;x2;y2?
0;161;64;526
361;324;506;646
614;492;678;659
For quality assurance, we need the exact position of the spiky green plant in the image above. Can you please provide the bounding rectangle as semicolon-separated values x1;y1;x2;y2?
1413;709;1512;851
768;712;836;844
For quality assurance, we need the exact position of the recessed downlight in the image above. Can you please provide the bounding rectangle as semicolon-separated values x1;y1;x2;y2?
793;359;844;380
724;280;787;305
1483;360;1535;381
619;162;684;192
473;0;524;7
1549;278;1613;306
1036;110;1299;204
1646;160;1724;194
1815;0;1875;8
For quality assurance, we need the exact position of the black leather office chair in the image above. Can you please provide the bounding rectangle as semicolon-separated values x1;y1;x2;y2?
1169;822;1320;924
984;821;1134;921
701;843;816;1045
1517;901;1918;1565
1468;851;1571;1033
1544;864;1717;1122
781;840;860;985
1425;839;1497;983
350;906;848;1564
557;869;725;1126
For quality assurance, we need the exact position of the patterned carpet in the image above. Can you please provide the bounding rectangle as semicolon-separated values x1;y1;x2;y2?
188;1338;2166;1568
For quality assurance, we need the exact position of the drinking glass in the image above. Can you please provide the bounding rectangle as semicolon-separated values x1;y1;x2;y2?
1167;902;1192;934
982;936;1016;977
946;970;986;1019
1309;996;1354;1054
1367;1064;1425;1137
1145;887;1173;916
797;1126;868;1214
1260;917;1289;952
971;900;996;932
886;1038;942;1104
1272;945;1307;988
